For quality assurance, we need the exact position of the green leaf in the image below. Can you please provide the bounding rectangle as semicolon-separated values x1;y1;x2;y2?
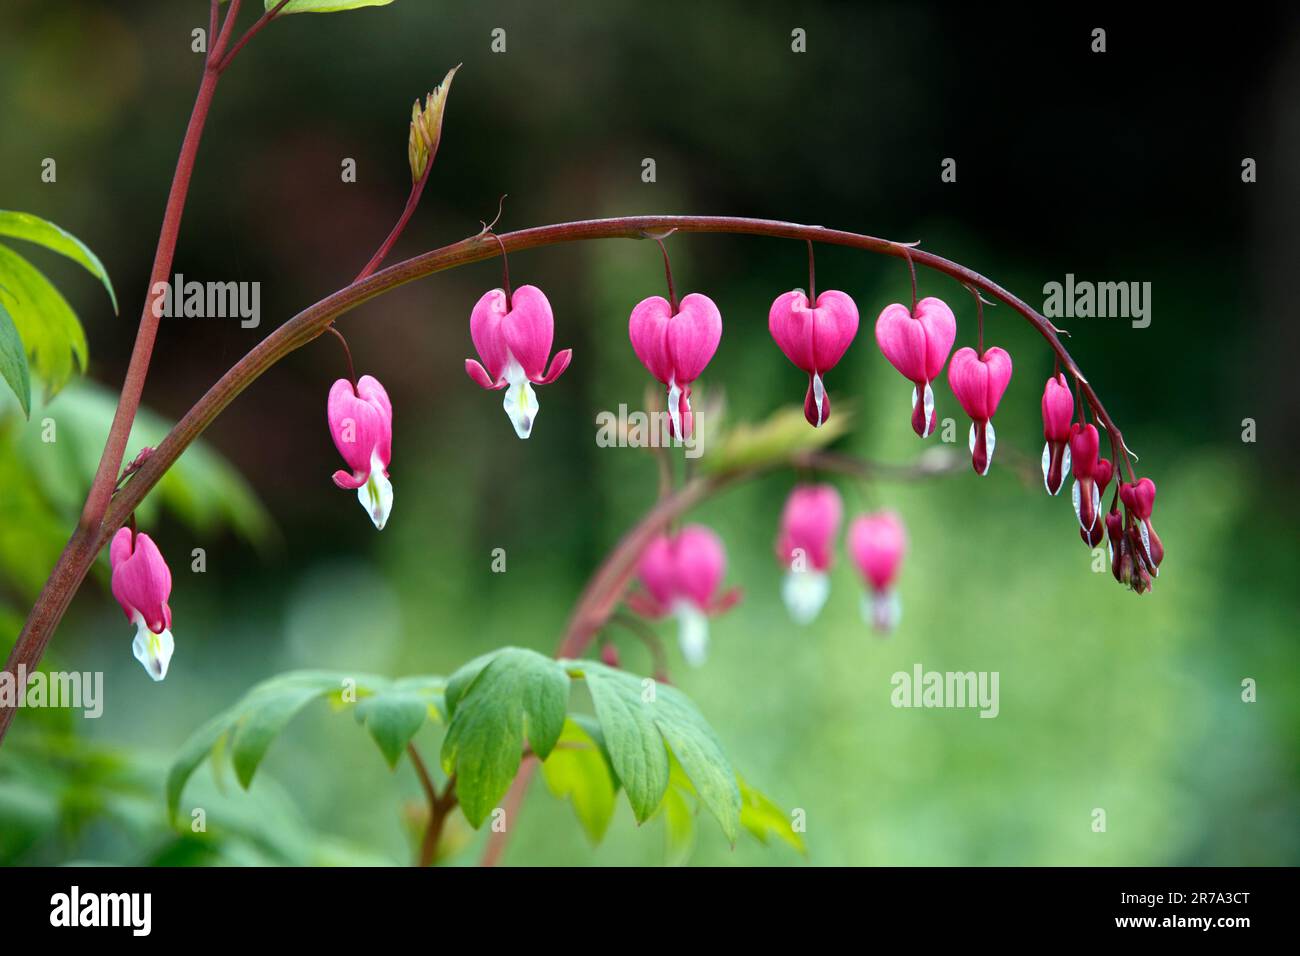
540;719;617;845
166;671;379;822
702;404;850;476
566;660;741;842
254;0;396;13
739;775;806;854
659;767;697;866
1;379;273;547
355;691;431;768
571;661;669;824
440;648;570;828
0;243;88;397
0;211;117;314
0;299;30;417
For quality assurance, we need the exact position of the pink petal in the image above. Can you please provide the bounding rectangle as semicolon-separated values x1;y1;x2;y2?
672;524;726;608
914;297;957;381
810;290;860;371
464;358;504;390
501;285;555;380
469;288;511;381
849;511;906;591
1041;372;1074;442
110;531;173;634
636;533;677;608
628;295;674;384
328;379;385;474
768;290;816;372
777;484;843;571
875;302;929;383
666;293;722;384
535;347;572;385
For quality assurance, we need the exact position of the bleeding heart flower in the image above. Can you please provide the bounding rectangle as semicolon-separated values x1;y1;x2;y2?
1041;372;1075;495
775;484;843;624
628;293;722;440
1070;424;1112;546
874;297;957;438
328;374;394;530
627;524;740;666
109;528;175;681
465;284;573;439
768;290;859;427
947;346;1013;476
1120;477;1163;577
848;511;907;634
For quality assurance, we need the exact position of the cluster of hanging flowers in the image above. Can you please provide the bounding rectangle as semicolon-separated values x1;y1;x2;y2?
774;484;907;634
105;76;1161;683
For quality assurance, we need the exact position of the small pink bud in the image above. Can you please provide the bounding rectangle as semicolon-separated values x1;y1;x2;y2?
628;293;722;440
600;643;620;668
1040;373;1074;495
768;290;859;427
874;297;957;438
848;511;907;634
109;527;175;681
328;374;394;530
464;285;572;439
775;484;843;624
1069;425;1101;543
629;524;739;666
947;346;1013;476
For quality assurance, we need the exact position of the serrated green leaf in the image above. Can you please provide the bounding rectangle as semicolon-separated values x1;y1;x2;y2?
541;719;617;845
573;662;670;824
0;243;87;397
568;660;740;842
1;379;273;547
355;691;430;768
440;648;570;828
0;211;117;313
739;775;806;854
166;671;368;821
0;299;30;417
660;772;696;866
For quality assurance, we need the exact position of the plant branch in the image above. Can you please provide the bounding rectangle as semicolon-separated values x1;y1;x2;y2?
216;0;292;74
407;743;456;867
4;215;1131;746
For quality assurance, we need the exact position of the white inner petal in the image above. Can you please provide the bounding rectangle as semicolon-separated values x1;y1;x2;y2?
358;447;393;530
860;590;901;635
675;602;710;667
922;382;935;437
812;372;826;426
131;613;174;682
502;357;539;440
782;569;830;625
1072;479;1085;529
1042;441;1052;493
666;378;683;439
983;420;997;476
1061;444;1072;485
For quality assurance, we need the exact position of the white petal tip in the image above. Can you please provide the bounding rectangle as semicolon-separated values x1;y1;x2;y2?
357;450;393;530
132;623;174;681
782;570;830;625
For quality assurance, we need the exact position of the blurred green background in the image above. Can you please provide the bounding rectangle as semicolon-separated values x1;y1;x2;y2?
1;0;1297;865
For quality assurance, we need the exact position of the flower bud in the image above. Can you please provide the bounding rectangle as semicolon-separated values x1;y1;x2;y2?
408;65;459;182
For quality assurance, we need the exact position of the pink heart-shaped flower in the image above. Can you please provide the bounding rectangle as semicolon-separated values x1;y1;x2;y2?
768;290;859;374
947;346;1013;422
874;296;956;385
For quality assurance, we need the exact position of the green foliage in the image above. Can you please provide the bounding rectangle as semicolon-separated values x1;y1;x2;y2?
1;719;392;866
440;647;568;827
166;648;800;862
0;211;116;414
703;404;850;476
0;300;29;417
166;671;444;822
221;0;395;14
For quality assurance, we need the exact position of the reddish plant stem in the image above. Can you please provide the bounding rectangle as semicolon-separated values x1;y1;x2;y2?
354;167;433;283
479;758;537;868
653;236;679;313
3;215;1131;745
323;325;357;390
408;743;456;867
77;2;241;535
